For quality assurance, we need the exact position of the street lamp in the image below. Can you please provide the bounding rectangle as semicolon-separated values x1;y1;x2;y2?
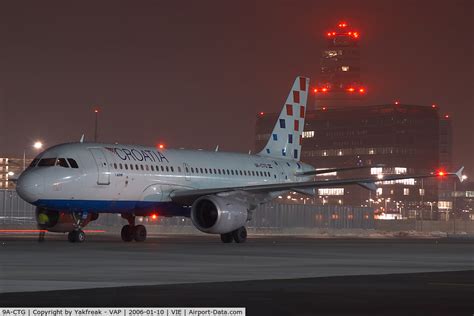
23;141;44;170
93;108;100;142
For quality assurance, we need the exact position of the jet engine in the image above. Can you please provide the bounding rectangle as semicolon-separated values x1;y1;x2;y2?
190;195;249;234
36;207;98;232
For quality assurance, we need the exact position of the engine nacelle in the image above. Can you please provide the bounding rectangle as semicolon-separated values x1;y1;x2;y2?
36;208;97;232
190;195;249;234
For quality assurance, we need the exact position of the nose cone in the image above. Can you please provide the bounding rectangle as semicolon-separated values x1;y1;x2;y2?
16;171;44;203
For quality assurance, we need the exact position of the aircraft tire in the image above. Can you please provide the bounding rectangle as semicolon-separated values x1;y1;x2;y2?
68;231;75;243
68;230;86;243
220;233;233;243
232;226;247;243
134;225;147;242
121;225;134;242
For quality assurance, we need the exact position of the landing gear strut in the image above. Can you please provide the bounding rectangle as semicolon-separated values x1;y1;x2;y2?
220;226;247;243
68;212;88;243
121;214;147;242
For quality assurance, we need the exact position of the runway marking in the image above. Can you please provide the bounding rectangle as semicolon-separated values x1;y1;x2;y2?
0;229;47;233
428;282;474;287
0;229;106;233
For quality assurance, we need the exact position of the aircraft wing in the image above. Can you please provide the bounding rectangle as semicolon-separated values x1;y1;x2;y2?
170;167;464;205
295;164;384;176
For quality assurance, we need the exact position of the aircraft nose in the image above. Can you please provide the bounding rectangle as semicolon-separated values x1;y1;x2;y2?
16;171;44;203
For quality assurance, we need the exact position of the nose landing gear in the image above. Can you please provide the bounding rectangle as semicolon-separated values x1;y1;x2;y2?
68;212;89;243
121;214;147;242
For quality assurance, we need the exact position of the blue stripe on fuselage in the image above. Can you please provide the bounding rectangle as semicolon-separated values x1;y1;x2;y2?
34;199;190;217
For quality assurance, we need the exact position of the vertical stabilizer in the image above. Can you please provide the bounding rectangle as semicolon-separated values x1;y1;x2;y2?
259;76;310;161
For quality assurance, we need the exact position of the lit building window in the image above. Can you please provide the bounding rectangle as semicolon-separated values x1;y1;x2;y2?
323;151;328;156
376;188;383;196
371;167;383;175
403;188;410;196
318;188;344;196
302;131;315;138
337;150;343;156
419;188;425;196
369;148;375;155
395;167;407;174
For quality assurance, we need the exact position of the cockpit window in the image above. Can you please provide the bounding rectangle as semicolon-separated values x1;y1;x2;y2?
67;158;79;168
56;158;69;168
29;159;40;168
38;158;57;167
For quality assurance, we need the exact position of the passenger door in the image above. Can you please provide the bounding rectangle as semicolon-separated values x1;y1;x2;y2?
89;148;110;185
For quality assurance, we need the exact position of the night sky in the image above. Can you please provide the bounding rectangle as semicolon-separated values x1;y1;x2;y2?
0;0;472;173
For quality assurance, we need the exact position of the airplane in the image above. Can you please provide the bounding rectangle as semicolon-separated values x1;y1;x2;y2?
15;76;464;243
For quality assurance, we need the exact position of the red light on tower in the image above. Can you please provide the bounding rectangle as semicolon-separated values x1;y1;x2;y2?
94;109;99;113
359;88;365;93
327;32;332;37
353;32;359;38
313;88;318;93
259;111;264;116
394;100;400;105
431;104;437;109
347;87;355;92
321;87;328;92
444;114;450;119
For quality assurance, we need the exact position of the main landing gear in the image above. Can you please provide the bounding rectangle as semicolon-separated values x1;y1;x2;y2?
68;212;88;243
220;226;247;244
121;214;147;242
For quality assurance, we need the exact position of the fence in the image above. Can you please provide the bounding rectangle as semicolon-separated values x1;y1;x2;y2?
0;189;375;229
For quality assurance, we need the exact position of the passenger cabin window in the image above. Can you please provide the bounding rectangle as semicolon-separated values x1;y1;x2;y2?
38;158;57;167
56;158;69;168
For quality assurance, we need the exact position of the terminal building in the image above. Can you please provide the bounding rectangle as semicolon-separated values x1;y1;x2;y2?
255;104;453;219
0;157;32;189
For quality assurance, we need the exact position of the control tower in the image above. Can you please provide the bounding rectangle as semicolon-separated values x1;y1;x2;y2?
313;21;366;107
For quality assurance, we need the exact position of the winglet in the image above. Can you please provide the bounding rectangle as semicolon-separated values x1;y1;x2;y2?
80;134;85;143
455;166;465;182
215;145;219;152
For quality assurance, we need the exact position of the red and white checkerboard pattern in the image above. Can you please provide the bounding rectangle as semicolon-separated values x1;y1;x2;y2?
260;76;309;161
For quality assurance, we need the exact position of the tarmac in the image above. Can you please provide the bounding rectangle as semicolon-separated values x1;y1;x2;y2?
0;233;472;315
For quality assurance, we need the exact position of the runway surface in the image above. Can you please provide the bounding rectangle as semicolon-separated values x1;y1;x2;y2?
0;233;472;293
0;234;472;315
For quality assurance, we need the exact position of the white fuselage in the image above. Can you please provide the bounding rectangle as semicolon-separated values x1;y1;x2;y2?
16;142;314;216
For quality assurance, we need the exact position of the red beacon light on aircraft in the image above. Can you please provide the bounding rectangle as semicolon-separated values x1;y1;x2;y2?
151;214;158;220
157;143;165;150
437;170;446;177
